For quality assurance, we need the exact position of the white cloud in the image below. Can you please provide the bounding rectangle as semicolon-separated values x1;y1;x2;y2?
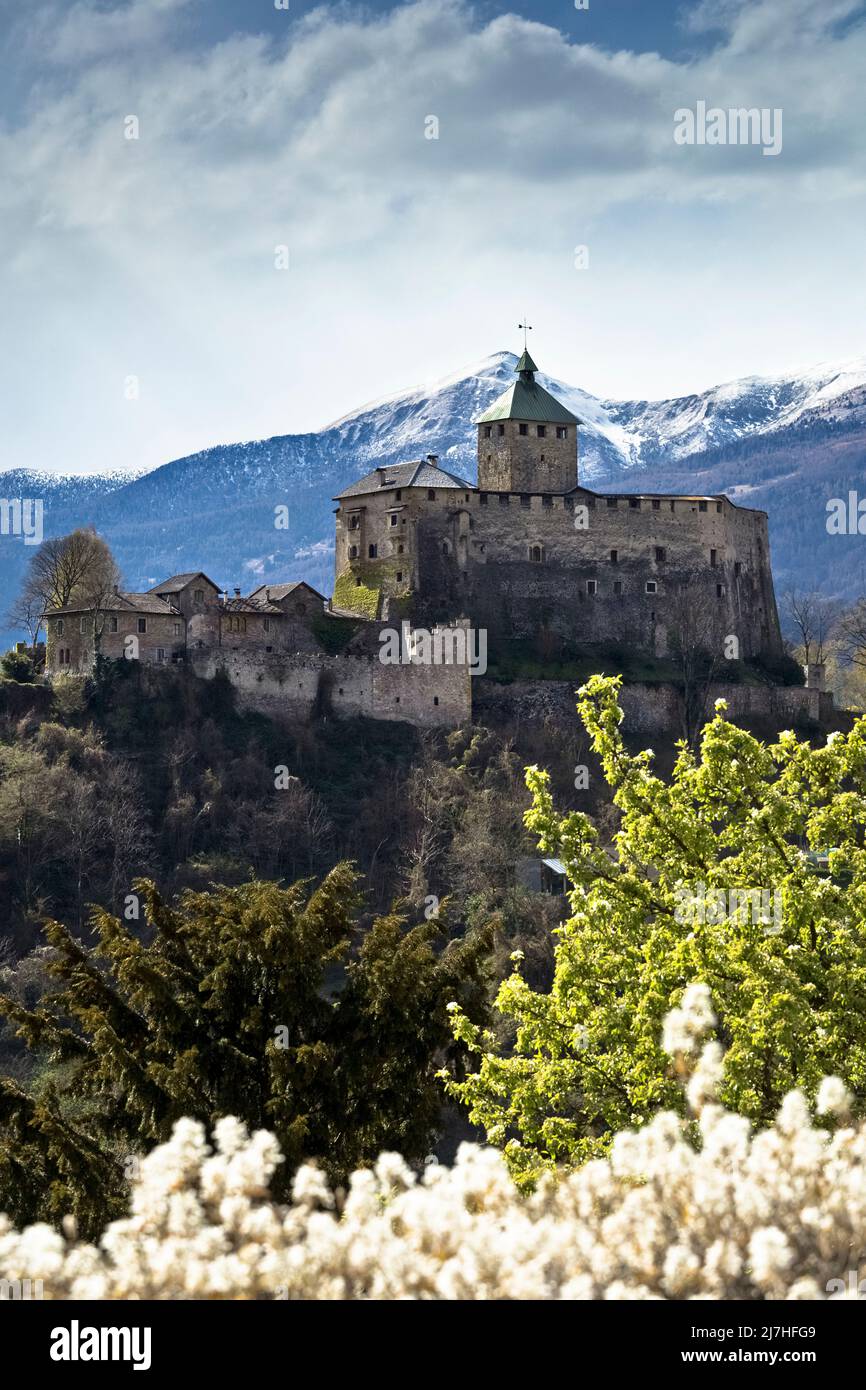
24;0;196;66
1;0;865;475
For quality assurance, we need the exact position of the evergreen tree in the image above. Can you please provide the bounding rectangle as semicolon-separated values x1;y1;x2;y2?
0;864;490;1234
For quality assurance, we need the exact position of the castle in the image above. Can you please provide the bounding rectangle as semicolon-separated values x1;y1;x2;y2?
333;349;782;661
45;350;790;731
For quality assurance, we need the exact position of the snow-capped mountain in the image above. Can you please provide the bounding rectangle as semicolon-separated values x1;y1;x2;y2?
2;350;866;647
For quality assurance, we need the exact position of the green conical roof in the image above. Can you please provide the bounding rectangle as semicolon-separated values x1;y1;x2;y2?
476;354;580;426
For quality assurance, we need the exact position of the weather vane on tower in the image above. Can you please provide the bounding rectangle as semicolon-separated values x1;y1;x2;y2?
518;318;533;351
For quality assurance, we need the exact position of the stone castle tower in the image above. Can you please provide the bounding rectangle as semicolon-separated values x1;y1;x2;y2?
476;350;579;494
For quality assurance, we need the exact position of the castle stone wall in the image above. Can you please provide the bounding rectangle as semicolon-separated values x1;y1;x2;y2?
409;489;781;660
472;678;842;737
190;646;471;728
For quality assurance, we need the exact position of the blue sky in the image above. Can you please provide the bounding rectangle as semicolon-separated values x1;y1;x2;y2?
2;0;866;477
195;1;706;60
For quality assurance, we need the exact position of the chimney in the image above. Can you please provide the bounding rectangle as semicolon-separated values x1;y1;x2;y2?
804;663;827;693
234;586;241;598
427;454;438;465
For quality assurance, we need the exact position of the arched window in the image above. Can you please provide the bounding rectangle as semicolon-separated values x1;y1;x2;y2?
529;544;544;563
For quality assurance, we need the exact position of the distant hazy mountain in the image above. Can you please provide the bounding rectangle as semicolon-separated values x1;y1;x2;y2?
2;351;866;646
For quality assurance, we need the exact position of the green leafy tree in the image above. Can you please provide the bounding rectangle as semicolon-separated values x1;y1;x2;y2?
446;674;866;1187
0;865;489;1234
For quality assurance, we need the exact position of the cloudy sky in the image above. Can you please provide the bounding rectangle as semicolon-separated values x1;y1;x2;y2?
2;0;865;477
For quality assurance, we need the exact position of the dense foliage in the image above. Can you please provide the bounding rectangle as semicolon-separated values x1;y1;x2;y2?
1;989;862;1301
447;675;866;1185
0;867;490;1236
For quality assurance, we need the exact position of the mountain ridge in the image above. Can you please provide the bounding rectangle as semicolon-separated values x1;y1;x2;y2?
2;350;866;644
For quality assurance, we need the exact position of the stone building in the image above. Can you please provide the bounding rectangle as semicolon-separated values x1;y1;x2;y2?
44;574;328;673
333;350;783;663
43;570;471;729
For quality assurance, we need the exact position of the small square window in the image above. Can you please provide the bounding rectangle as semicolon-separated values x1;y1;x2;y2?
498;423;505;437
610;550;618;564
699;501;708;513
194;589;204;602
138;617;147;634
655;547;666;562
606;497;618;509
520;494;531;508
395;490;402;500
519;423;528;436
537;425;546;438
427;489;436;500
390;514;398;526
499;493;510;506
587;580;598;595
109;615;118;633
556;426;568;440
368;544;378;558
614;580;623;595
480;493;488;506
651;499;661;511
717;583;726;598
645;581;657;594
396;572;403;583
629;498;640;509
484;425;492;438
542;495;552;508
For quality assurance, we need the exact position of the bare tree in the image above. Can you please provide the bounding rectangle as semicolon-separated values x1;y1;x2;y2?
785;590;837;667
13;529;122;642
836;599;866;670
6;588;46;653
667;580;724;749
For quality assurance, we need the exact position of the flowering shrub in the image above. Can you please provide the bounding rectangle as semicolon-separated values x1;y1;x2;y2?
1;987;864;1300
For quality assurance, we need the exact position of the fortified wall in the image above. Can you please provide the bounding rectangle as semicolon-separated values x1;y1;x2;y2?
410;488;777;658
473;678;847;738
189;645;471;729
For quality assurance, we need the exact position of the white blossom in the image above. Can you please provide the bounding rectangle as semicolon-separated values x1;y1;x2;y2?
2;1002;864;1300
